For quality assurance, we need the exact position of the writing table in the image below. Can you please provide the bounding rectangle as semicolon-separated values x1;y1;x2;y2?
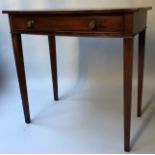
2;7;152;152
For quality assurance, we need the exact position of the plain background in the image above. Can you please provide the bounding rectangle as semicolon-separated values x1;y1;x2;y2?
0;0;155;153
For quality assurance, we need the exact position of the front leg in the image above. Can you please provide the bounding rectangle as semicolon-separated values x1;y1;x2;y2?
123;37;134;152
11;33;31;123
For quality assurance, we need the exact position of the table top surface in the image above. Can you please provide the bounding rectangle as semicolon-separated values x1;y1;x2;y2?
2;7;152;15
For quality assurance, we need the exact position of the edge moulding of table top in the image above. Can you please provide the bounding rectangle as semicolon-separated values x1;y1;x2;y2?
2;7;152;152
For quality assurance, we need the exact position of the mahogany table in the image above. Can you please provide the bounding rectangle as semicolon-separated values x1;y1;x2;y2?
3;7;152;152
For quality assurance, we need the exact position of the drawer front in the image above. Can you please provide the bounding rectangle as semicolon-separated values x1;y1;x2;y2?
12;15;123;33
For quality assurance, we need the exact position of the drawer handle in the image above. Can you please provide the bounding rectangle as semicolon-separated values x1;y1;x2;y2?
89;20;96;30
27;20;35;28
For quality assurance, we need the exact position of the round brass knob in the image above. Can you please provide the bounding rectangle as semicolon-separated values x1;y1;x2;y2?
27;20;35;28
89;20;96;30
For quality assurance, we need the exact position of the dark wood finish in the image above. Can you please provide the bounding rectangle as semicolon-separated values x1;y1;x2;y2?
133;10;147;34
3;7;151;37
48;35;58;101
2;7;152;15
11;33;30;123
137;29;146;117
123;13;134;36
12;15;123;34
123;37;134;152
2;7;152;152
124;10;147;36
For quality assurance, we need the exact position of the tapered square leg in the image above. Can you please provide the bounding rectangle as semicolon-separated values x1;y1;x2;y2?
137;29;146;117
11;33;31;123
48;35;58;101
123;37;134;152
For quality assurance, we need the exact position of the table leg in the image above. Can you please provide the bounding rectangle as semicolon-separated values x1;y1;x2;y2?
123;37;134;152
48;35;58;101
11;33;31;123
137;29;146;117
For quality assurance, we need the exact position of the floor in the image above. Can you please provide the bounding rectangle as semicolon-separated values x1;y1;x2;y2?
0;77;155;153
